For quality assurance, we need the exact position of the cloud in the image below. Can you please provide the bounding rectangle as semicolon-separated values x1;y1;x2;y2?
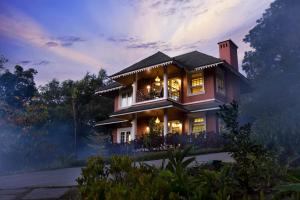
0;9;100;68
55;35;85;47
45;41;59;47
17;59;51;66
104;34;206;52
35;60;51;65
45;36;85;47
19;60;31;65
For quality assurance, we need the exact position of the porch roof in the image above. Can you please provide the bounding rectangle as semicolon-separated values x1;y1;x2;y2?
110;100;181;117
95;117;128;126
95;81;124;94
184;100;223;112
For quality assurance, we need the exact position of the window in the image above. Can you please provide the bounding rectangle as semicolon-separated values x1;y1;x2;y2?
216;69;225;95
168;120;182;134
189;71;204;95
120;131;131;143
120;91;132;108
191;117;206;134
168;78;181;101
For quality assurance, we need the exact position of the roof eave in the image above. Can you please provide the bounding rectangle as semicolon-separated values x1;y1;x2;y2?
110;60;173;80
95;86;124;95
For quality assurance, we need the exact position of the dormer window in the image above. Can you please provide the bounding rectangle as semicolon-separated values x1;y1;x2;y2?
188;71;204;95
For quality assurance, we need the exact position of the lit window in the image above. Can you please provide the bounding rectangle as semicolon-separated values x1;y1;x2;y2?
168;78;181;101
120;91;132;108
192;117;206;134
189;71;204;95
216;69;225;95
168;120;182;134
120;131;131;143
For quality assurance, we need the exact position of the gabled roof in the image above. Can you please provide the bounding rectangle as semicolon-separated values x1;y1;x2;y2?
173;51;223;71
95;81;124;94
110;51;172;79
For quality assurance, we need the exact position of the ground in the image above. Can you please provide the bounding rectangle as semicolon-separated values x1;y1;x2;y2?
0;152;233;200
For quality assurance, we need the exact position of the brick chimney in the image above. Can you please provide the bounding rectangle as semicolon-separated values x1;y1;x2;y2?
218;39;238;71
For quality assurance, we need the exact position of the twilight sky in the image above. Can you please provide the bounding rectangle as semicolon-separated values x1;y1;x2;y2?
0;0;273;85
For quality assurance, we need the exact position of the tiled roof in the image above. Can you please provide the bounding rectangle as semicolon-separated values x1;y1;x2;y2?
173;51;223;71
110;50;223;79
95;82;123;94
110;51;172;79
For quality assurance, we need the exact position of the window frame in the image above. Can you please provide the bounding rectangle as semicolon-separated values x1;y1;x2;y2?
187;70;205;96
190;116;206;134
216;68;226;95
119;89;133;109
117;127;132;143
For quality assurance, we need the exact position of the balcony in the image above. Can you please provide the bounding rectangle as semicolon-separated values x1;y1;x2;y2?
135;77;181;103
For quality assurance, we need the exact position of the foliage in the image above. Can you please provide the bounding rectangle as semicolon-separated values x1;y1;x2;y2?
241;0;300;161
218;101;280;194
77;148;199;200
0;59;113;173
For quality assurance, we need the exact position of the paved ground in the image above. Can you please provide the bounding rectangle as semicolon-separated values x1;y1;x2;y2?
0;152;233;199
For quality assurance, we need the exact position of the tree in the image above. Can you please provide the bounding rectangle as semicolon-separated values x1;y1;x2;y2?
0;65;37;108
218;102;279;195
0;55;8;71
242;0;300;160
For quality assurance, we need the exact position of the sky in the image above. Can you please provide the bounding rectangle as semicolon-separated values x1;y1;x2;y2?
0;0;273;85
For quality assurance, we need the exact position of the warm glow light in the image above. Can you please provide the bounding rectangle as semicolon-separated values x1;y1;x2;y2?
146;85;151;92
146;126;150;133
155;117;160;124
155;76;161;86
155;76;160;82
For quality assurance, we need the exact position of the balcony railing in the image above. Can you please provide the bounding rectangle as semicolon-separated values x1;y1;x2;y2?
136;85;180;103
106;132;224;154
136;89;163;102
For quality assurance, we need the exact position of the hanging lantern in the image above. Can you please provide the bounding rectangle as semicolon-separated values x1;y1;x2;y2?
155;76;161;86
155;117;160;124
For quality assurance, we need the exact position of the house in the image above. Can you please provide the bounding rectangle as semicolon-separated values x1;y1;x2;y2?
96;39;248;144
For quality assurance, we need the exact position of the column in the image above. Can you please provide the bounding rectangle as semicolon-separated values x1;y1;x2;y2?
163;66;168;99
131;114;137;141
163;109;168;137
132;74;137;104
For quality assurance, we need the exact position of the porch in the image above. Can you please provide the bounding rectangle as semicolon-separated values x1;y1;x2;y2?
115;63;183;105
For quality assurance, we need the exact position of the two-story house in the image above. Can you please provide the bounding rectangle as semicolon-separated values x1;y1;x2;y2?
96;39;248;144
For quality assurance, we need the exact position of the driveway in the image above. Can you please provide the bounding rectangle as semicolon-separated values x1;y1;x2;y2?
0;152;233;199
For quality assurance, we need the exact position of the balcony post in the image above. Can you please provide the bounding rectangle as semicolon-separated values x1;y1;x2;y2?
163;109;168;137
131;113;137;141
163;66;168;99
132;73;137;104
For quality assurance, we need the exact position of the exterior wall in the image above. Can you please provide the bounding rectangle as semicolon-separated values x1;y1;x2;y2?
225;71;240;102
112;128;118;143
182;68;216;104
206;112;218;133
114;95;119;111
137;117;149;138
